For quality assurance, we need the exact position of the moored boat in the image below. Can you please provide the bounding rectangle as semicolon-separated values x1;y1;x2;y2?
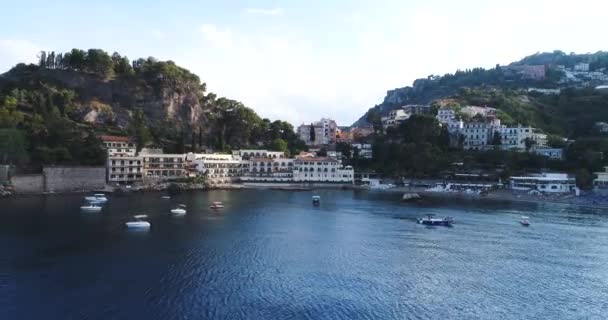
312;195;321;205
417;214;454;226
80;203;102;212
210;201;224;209
126;215;150;229
520;216;530;226
84;193;108;203
171;204;187;215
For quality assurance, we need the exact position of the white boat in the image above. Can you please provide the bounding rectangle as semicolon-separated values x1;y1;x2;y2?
80;203;102;212
312;195;321;205
520;216;530;226
417;214;454;226
161;196;171;199
126;215;150;229
171;204;187;215
210;201;224;209
84;193;108;203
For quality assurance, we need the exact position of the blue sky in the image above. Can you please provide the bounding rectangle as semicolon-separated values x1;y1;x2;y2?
1;0;607;125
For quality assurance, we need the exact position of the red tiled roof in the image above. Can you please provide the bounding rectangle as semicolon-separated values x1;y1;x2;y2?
98;135;132;142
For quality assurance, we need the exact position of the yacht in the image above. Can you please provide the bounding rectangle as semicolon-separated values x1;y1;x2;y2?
312;195;321;205
84;194;108;203
171;204;187;215
210;201;224;209
417;214;454;226
520;216;530;226
125;215;151;229
80;203;102;212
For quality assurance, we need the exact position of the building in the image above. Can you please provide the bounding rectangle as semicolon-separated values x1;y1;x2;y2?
297;118;338;146
574;63;590;72
140;149;187;181
351;126;374;140
352;143;373;159
504;65;546;80
460;106;496;118
402;104;431;115
436;107;463;133
593;167;608;194
527;88;561;95
531;147;564;160
594;122;608;133
509;173;576;193
381;109;410;128
496;125;534;151
292;157;354;183
187;153;242;182
336;127;353;143
232;149;286;159
100;135;143;184
461;118;502;150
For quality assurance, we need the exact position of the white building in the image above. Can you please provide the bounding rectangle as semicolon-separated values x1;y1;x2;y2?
510;173;576;193
460;106;496;118
436;107;463;133
240;157;295;182
381;109;410;128
232;149;286;159
297;118;338;146
292;157;354;183
574;63;590;72
461;119;502;150
531;147;564;160
352;143;373;159
187;153;242;182
140;149;187;181
100;135;143;184
593;167;608;194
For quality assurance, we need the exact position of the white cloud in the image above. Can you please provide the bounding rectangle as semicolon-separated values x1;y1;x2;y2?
0;39;40;73
199;24;233;48
244;8;284;16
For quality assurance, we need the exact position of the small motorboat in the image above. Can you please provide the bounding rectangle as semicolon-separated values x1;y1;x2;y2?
125;215;151;229
84;193;108;203
312;195;321;205
171;204;187;215
161;196;171;199
417;214;454;226
520;216;530;226
80;203;102;212
210;201;224;209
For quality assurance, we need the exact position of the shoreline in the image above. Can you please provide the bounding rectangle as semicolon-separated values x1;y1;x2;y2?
3;182;608;210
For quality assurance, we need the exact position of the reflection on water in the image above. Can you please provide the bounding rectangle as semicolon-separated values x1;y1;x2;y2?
2;189;608;319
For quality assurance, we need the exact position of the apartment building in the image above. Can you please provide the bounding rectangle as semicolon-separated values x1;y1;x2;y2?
292;157;354;183
140;149;186;180
187;153;242;181
100;135;143;184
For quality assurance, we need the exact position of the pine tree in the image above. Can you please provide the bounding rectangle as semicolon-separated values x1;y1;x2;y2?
309;123;316;142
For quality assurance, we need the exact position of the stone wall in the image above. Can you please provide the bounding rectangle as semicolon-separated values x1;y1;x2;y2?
11;174;44;193
43;167;106;192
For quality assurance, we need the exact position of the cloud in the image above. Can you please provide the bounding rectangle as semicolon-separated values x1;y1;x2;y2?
199;24;232;48
0;39;40;73
244;8;284;16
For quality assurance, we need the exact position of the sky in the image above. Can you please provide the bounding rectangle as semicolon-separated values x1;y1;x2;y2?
1;0;607;126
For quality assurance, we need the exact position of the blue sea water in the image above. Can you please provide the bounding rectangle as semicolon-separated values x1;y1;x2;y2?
1;189;608;319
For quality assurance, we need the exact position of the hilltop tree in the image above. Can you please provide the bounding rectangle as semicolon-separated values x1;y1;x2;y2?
309;123;316;142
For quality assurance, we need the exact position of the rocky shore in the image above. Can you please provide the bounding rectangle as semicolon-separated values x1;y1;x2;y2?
0;184;14;197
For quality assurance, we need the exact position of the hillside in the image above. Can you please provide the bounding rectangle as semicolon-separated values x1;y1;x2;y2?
352;51;608;138
0;49;306;170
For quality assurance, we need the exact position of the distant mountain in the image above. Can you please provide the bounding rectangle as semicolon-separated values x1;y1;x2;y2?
352;51;608;138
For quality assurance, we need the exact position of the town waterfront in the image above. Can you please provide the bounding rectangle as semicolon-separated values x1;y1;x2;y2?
2;190;608;319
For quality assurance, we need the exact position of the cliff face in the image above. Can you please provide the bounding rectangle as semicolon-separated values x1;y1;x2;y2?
1;67;206;131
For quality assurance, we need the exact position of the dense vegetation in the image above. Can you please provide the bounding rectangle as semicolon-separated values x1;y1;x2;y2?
0;48;306;172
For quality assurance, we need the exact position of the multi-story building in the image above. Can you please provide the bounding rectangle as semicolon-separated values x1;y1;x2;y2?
239;157;295;182
509;173;576;193
232;149;286;159
100;135;143;184
336;127;353;143
574;63;590;72
593;167;608;194
381;109;410;128
531;147;564;160
460;106;496;118
186;153;242;181
292;157;354;183
297;118;338;146
140;149;187;181
402;104;431;115
461;118;502;150
352;143;373;159
436;107;463;133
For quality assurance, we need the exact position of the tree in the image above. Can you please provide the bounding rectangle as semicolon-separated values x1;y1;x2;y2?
309;123;316;143
575;168;594;190
317;147;327;157
524;137;535;151
270;138;288;153
129;109;151;151
0;128;28;164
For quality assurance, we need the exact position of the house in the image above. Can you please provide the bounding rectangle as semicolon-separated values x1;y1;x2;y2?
593;167;608;194
436;107;463;133
381;109;410;128
509;173;576;193
297;118;338;146
461;118;502;150
292;157;354;183
402;104;431;114
140;149;187;181
100;135;143;184
574;63;590;72
352;143;373;159
187;153;242;183
531;147;564;160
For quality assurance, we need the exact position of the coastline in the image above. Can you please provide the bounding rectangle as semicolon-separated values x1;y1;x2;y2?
3;181;608;210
